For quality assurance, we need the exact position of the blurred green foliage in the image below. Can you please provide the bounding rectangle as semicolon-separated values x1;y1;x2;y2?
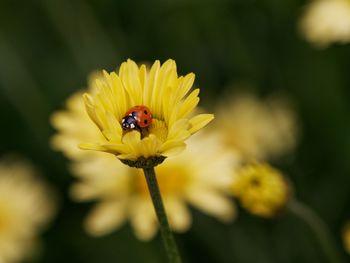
0;0;350;262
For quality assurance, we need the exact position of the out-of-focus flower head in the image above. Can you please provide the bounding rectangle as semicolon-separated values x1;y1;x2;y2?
214;93;298;161
342;221;350;254
299;0;350;48
80;59;214;168
231;162;290;218
71;132;237;241
0;158;55;263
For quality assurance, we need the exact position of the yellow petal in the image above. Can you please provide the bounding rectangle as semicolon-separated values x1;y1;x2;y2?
140;64;148;104
145;60;160;111
186;187;236;222
175;73;195;102
119;59;143;106
79;143;106;151
161;145;186;157
103;112;123;142
122;130;141;145
189;114;214;134
110;72;128;120
165;197;192;232
167;119;190;141
176;89;200;119
140;135;162;158
83;93;103;130
85;201;127;236
129;198;157;241
122;131;142;157
69;183;98;201
160;140;186;154
152;59;177;118
102;143;129;155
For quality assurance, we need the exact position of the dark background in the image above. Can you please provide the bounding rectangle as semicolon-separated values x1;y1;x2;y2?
0;0;350;262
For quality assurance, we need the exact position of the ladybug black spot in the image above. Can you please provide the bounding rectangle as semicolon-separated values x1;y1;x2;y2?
144;110;148;114
144;120;148;124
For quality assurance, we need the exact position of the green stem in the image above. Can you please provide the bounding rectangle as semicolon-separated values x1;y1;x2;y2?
142;167;182;263
288;199;343;263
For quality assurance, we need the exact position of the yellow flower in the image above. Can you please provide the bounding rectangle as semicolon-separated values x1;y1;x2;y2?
214;93;298;161
80;59;214;166
70;132;237;241
343;222;350;254
231;163;289;218
0;158;55;263
299;0;350;48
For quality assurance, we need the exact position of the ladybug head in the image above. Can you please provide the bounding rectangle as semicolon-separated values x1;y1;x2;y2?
122;116;138;130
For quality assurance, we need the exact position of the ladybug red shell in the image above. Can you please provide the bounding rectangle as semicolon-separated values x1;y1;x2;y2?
121;105;153;130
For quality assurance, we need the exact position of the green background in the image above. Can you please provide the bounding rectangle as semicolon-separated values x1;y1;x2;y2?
0;0;350;262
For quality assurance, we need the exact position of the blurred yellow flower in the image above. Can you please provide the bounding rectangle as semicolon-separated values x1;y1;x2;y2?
299;0;350;47
214;93;298;161
71;132;237;240
343;222;350;254
0;158;55;263
231;162;289;218
80;59;214;166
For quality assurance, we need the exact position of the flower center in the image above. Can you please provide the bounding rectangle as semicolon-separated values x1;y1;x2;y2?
249;176;262;187
134;165;189;197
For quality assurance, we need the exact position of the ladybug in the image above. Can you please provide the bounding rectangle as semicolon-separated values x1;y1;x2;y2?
121;105;153;130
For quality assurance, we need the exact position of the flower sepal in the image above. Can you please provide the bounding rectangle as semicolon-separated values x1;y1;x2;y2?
120;155;166;169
